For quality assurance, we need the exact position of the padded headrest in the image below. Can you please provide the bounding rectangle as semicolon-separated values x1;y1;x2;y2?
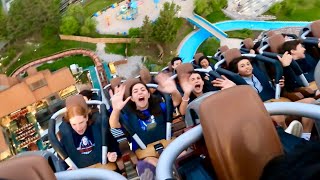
268;34;285;53
243;38;254;49
223;48;242;67
123;78;141;99
311;20;320;38
110;77;122;91
266;31;276;37
0;155;56;180
199;86;283;180
65;95;88;113
219;45;229;53
194;53;204;65
175;63;194;78
139;67;152;84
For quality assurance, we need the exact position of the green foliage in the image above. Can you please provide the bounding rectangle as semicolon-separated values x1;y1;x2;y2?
60;16;80;35
6;39;96;75
66;4;86;25
1;48;17;66
269;3;282;14
61;4;97;36
141;16;153;44
153;2;181;43
83;0;117;17
6;0;60;41
105;44;126;55
226;29;253;39
265;0;320;21
0;8;8;39
128;28;141;38
195;0;229;23
80;17;97;36
197;38;220;57
194;0;212;16
37;55;94;72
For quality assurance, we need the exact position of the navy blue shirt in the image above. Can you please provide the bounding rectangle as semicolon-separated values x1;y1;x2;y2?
72;127;95;155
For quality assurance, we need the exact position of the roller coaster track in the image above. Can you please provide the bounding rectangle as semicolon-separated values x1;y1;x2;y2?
10;48;109;87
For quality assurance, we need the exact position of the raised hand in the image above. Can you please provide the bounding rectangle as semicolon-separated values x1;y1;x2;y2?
107;152;117;162
155;72;177;94
110;84;131;111
212;75;236;90
179;73;194;95
277;51;292;67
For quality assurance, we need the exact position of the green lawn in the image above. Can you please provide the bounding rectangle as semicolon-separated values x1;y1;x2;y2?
206;9;230;23
266;0;320;21
6;38;96;75
197;37;220;58
84;0;118;17
37;55;94;72
105;43;126;55
226;29;262;39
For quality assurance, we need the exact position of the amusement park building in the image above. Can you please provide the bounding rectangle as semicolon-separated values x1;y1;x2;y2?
0;67;78;160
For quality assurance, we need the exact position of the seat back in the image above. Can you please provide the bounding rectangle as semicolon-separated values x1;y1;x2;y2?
0;155;56;180
110;77;122;91
199;86;283;180
243;38;254;49
222;48;242;67
123;78;141;99
175;63;194;78
311;20;320;38
139;67;152;84
194;53;204;65
219;45;229;53
268;34;285;53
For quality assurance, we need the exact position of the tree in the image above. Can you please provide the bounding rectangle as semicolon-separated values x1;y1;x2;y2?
80;17;97;36
128;28;141;37
153;2;181;44
0;8;7;39
269;3;282;15
141;16;153;45
60;16;79;35
6;0;60;41
194;0;212;16
66;4;86;26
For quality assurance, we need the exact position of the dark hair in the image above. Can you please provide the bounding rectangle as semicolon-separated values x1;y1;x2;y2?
198;56;210;66
279;40;301;54
79;90;93;100
228;56;253;73
187;71;218;101
128;82;162;119
171;57;182;65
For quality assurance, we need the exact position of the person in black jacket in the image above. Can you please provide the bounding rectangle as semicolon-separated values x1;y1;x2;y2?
226;56;315;138
279;40;319;92
60;95;119;169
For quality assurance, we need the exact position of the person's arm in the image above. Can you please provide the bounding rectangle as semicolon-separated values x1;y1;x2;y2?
109;110;121;128
178;74;194;115
277;51;292;67
212;75;236;90
155;72;181;106
171;89;182;107
179;92;190;116
109;85;131;128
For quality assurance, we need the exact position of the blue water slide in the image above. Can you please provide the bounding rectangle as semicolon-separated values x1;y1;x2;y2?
180;19;311;62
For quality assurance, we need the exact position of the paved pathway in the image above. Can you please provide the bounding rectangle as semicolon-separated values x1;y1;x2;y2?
95;43;143;79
